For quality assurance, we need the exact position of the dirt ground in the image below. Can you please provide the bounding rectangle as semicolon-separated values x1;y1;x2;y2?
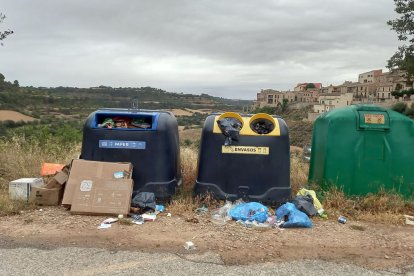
0;207;413;271
0;110;37;122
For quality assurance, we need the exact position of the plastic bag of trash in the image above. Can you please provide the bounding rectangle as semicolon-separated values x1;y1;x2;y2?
217;117;242;146
131;192;156;210
297;188;323;212
229;202;268;223
275;202;312;228
291;195;318;217
211;201;233;225
250;118;274;134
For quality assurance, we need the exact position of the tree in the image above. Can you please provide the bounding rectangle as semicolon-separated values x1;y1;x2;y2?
305;83;316;90
392;102;407;113
0;13;13;45
281;98;289;111
387;0;414;78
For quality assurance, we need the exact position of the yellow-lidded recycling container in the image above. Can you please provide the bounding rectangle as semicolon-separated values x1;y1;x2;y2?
194;112;291;203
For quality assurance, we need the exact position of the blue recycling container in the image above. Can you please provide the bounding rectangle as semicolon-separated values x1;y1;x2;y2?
80;108;181;200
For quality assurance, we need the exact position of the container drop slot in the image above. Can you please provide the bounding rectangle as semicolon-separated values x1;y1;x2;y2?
249;114;275;135
94;114;154;129
216;115;243;146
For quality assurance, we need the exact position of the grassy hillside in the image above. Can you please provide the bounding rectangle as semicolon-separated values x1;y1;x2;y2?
0;73;251;141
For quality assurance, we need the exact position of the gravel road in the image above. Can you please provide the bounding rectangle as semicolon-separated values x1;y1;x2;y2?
1;246;413;276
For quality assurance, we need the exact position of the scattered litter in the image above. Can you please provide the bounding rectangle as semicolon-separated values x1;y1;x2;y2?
118;214;124;219
156;205;165;213
129;214;145;225
338;216;347;224
129;213;142;220
167;213;172;217
266;215;277;226
211;201;233;225
195;206;209;215
404;215;414;226
297;188;325;217
291;195;318;217
102;218;118;224
39;209;43;212
98;223;112;229
275;202;312;228
229;202;268;223
132;192;156;210
237;220;253;228
184;241;195;250
237;220;271;230
142;213;157;222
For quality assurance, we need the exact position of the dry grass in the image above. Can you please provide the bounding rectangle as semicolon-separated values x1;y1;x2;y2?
1;136;413;225
0;192;36;216
118;217;133;226
180;147;199;194
290;154;309;195
322;186;414;224
0;136;80;216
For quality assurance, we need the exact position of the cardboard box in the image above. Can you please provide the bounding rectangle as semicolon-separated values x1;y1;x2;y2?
44;166;70;189
70;178;133;215
9;178;44;201
30;186;63;206
62;159;133;206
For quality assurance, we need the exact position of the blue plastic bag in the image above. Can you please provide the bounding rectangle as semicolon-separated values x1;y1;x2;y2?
229;202;268;223
156;205;165;213
275;202;313;228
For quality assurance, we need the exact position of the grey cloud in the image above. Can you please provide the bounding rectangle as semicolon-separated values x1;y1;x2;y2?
0;0;401;99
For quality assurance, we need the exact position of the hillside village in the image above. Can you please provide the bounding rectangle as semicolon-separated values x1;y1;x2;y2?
253;69;414;121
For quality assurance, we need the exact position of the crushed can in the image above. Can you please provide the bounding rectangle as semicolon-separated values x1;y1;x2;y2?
338;216;347;224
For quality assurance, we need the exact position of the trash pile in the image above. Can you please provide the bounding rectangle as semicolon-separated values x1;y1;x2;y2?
97;116;152;129
8;159;168;227
8;158;329;230
203;188;330;229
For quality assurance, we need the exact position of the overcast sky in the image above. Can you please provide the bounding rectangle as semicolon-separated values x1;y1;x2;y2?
0;0;400;99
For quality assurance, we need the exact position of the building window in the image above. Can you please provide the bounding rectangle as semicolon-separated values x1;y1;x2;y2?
267;99;273;104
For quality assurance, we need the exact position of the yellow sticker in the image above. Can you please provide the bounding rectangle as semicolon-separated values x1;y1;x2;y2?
364;114;385;124
221;146;269;155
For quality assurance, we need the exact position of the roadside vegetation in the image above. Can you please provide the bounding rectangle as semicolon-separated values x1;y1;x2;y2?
2;134;411;223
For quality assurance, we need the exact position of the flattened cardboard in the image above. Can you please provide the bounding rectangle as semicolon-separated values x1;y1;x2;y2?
62;160;133;206
70;178;133;215
30;186;63;206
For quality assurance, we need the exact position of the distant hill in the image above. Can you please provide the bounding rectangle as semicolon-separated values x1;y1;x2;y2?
0;85;251;119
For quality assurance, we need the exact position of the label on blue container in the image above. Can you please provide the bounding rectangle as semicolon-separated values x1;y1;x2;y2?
99;140;146;150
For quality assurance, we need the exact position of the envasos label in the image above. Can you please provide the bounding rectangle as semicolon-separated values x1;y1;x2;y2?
221;146;269;155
